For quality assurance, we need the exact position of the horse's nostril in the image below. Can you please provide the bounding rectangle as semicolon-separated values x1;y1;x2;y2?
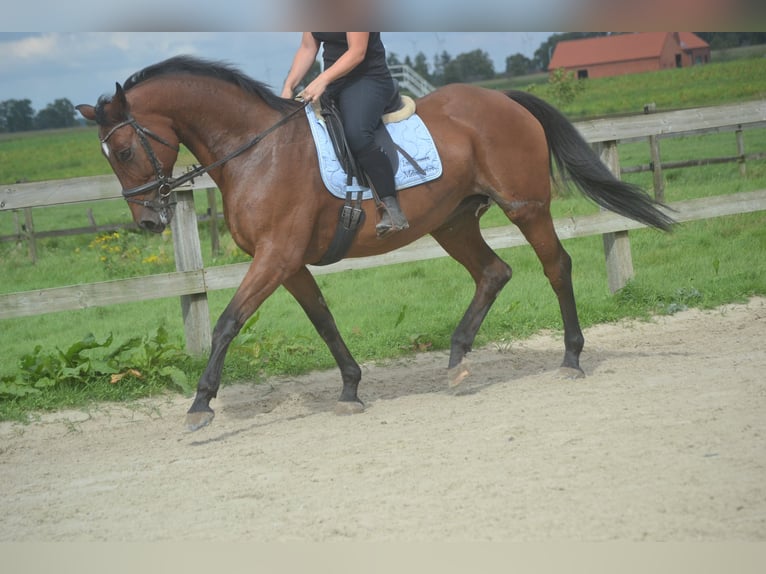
140;219;164;234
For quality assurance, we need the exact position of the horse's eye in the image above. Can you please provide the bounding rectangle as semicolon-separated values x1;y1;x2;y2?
117;148;134;162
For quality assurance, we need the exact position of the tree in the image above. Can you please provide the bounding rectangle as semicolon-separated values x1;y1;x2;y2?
387;52;402;67
443;49;495;83
695;32;766;50
412;51;431;82
0;99;35;133
431;51;452;86
34;98;77;130
505;53;533;77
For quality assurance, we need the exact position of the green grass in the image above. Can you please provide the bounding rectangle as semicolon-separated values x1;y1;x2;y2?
481;58;766;119
0;127;198;185
1;55;766;421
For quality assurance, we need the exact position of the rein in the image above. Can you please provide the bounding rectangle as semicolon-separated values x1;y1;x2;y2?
102;101;309;221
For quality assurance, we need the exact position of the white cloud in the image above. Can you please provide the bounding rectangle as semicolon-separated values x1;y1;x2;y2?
2;33;57;61
107;33;133;52
12;34;58;58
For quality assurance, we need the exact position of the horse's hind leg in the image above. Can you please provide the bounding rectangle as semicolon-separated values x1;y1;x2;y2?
430;202;513;387
282;266;364;414
511;206;585;378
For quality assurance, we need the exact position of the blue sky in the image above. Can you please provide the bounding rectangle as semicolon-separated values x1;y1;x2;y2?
0;32;554;113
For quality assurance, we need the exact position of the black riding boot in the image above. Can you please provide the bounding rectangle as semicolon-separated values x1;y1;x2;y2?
356;146;409;238
377;196;409;237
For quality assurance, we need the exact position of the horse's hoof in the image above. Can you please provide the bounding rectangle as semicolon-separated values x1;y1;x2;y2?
447;361;471;388
334;400;365;416
558;366;586;380
185;410;215;431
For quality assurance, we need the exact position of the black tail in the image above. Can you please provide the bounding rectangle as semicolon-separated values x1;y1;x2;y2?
506;90;675;232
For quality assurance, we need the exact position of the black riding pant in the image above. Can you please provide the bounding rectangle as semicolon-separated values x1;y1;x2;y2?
335;74;397;199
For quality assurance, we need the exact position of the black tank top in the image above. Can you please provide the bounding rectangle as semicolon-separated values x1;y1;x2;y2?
311;32;390;82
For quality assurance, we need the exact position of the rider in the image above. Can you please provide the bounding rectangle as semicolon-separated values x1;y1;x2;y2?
281;32;409;237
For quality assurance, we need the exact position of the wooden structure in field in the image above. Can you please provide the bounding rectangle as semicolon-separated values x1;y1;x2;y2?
549;33;711;79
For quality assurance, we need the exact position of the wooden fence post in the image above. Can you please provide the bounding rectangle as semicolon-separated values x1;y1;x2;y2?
649;135;665;202
206;188;221;257
597;141;634;293
171;189;212;355
644;103;665;202
24;208;37;264
736;126;747;177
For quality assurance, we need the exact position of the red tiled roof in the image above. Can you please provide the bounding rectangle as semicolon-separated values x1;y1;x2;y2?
548;32;709;70
677;32;709;50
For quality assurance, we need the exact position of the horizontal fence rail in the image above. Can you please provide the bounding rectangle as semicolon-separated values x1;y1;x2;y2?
2;100;765;353
2;189;764;322
575;100;766;143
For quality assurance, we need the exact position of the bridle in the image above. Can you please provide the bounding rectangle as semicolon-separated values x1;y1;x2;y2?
100;113;180;225
100;101;309;224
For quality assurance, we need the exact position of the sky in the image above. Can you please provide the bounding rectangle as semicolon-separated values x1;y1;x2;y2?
0;32;554;113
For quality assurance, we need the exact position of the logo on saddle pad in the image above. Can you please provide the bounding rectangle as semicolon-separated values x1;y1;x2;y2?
305;99;443;199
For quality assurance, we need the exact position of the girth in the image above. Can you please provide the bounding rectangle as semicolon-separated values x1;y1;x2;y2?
312;95;368;266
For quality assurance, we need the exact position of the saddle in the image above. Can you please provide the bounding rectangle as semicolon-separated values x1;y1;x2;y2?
313;85;419;187
311;84;423;266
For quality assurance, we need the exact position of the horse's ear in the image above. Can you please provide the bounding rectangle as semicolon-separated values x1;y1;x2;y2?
75;104;96;121
112;82;130;117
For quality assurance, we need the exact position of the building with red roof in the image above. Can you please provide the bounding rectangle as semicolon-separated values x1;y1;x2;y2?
548;33;710;79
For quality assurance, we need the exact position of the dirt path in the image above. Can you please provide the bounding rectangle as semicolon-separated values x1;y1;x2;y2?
2;298;764;541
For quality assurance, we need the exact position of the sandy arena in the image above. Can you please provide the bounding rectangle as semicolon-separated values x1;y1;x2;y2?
1;298;764;541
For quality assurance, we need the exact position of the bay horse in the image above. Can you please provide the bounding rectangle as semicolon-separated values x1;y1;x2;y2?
76;55;673;431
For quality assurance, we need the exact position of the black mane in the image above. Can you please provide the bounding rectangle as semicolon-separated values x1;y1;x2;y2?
95;55;299;124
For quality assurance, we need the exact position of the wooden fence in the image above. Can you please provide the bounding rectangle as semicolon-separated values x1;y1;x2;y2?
4;102;765;259
2;100;765;354
0;182;225;264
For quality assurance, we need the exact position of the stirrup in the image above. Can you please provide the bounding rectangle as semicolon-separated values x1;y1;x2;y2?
376;196;409;238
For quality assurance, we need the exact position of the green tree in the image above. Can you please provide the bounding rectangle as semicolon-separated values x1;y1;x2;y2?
431;51;452;86
0;99;35;133
505;53;533;77
443;49;495;83
34;98;77;130
695;32;766;49
412;51;430;81
387;52;402;67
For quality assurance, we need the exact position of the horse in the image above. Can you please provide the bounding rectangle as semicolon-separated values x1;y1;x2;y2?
76;55;674;431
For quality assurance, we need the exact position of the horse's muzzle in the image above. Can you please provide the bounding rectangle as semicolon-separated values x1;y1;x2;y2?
139;213;169;234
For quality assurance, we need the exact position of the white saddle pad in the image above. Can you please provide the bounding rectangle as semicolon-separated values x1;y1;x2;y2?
304;104;443;199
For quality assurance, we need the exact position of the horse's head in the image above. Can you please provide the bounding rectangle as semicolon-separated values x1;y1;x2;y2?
77;83;180;233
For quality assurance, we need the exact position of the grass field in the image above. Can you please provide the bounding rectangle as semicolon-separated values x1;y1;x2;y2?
1;55;765;420
480;57;766;118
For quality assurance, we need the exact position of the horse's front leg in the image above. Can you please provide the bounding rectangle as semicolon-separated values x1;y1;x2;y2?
185;261;285;431
282;266;363;414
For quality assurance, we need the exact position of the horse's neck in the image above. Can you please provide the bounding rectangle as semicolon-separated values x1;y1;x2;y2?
154;83;284;171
